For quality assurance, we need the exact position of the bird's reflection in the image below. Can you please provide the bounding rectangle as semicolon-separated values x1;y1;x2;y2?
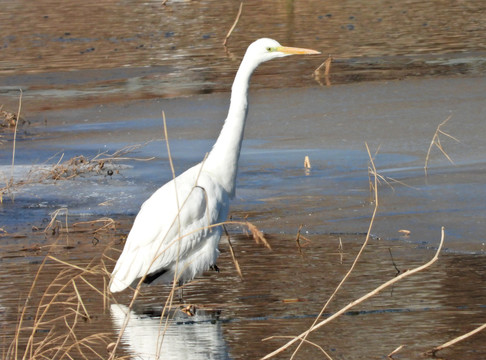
110;304;230;360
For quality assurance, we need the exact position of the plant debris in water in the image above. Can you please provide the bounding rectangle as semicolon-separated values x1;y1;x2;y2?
1;105;23;129
0;143;154;202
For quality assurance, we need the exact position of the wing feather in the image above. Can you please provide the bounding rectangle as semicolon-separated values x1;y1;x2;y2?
110;165;227;292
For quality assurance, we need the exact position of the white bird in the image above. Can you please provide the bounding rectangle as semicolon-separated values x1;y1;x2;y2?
110;38;320;294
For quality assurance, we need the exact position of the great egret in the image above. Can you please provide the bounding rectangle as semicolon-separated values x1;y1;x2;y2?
110;38;320;293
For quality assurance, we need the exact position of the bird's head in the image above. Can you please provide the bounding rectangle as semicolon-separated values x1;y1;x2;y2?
245;38;320;65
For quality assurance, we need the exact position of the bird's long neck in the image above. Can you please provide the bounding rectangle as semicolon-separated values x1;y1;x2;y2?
205;55;259;197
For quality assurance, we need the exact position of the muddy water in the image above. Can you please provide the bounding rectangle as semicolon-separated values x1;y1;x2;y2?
2;230;485;359
1;0;486;109
2;76;485;252
1;1;486;359
1;76;486;359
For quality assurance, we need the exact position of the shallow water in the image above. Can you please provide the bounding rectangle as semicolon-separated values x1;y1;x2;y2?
2;76;485;253
1;1;486;359
1;0;486;109
1;230;485;359
1;76;486;359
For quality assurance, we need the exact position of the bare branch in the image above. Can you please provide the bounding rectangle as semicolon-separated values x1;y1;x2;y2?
425;322;486;356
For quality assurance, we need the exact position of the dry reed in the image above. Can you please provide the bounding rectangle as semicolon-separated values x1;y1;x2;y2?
6;107;472;360
0;93;23;203
0;142;154;204
424;114;459;176
10;91;22;185
387;344;405;358
425;322;486;356
223;1;244;47
271;142;381;359
314;55;333;86
261;143;445;359
6;243;115;360
263;227;445;359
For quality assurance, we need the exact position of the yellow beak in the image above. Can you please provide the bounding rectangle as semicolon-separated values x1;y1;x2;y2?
277;46;321;55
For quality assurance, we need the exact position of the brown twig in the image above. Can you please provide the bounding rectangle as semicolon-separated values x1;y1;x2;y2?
387;344;405;358
44;207;69;236
283;142;380;359
10;90;22;184
295;224;311;258
223;1;244;47
73;218;117;234
314;55;333;86
223;224;243;279
262;226;445;359
424;115;459;176
425;322;486;356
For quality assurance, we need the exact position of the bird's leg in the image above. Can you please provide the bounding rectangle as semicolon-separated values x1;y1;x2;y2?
209;264;220;272
177;280;197;317
177;279;184;304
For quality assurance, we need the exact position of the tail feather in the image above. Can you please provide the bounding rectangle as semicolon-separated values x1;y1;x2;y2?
109;257;142;293
109;274;131;293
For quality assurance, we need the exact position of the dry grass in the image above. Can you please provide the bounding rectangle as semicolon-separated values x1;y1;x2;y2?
425;322;486;357
5;246;115;359
1;103;24;130
3;108;478;359
261;143;446;360
3;206;123;359
39;207;117;240
366;145;418;198
424;114;459;176
44;143;154;181
223;1;244;47
314;55;333;86
0;93;23;202
0;142;154;203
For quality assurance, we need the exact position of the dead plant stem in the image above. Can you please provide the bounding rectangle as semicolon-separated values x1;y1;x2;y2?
161;110;182;359
288;142;379;359
224;224;243;279
424;114;458;176
10;255;47;359
8;89;22;193
223;2;244;47
262;226;445;359
426;322;486;356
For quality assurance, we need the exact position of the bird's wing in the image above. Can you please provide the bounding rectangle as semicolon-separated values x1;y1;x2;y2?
110;166;226;292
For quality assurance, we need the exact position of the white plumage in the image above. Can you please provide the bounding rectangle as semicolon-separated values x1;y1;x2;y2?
110;38;320;293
